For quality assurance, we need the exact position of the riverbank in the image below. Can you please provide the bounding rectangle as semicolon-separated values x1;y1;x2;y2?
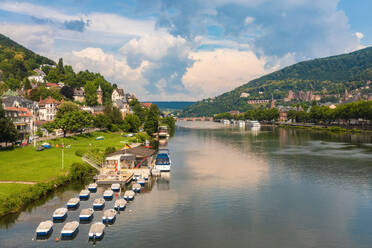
0;131;142;217
265;123;372;133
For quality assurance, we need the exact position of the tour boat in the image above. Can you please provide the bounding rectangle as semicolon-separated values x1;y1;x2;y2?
247;120;261;128
154;149;172;172
36;220;53;236
102;209;117;223
79;208;94;221
158;125;169;138
52;208;67;221
137;178;145;186
88;183;97;191
79;189;90;199
114;199;127;211
238;120;245;127
111;183;121;192
93;198;105;210
89;222;105;240
103;189;114;200
123;190;135;201
223;119;230;125
132;183;141;193
133;173;141;181
61;221;79;237
67;197;80;208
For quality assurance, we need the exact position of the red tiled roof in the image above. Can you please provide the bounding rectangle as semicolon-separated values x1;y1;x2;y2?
46;82;59;87
38;96;61;105
141;102;152;108
4;107;33;117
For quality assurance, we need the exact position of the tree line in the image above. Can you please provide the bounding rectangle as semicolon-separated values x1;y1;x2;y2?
214;108;280;122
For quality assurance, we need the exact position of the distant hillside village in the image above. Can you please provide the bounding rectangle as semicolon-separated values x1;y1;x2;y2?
0;64;156;142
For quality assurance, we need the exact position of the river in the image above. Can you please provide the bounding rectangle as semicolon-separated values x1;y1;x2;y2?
1;122;372;247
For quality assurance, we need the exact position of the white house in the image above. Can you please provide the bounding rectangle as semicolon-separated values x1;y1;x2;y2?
112;88;125;102
38;96;61;121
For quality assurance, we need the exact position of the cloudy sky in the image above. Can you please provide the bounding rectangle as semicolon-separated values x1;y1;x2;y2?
0;0;370;101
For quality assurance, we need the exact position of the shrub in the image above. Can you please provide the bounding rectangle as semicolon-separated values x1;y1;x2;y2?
75;149;86;157
105;147;116;155
69;162;97;181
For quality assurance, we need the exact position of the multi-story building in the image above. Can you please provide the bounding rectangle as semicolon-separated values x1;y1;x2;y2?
38;96;61;121
112;88;125;102
4;107;33;140
73;88;85;102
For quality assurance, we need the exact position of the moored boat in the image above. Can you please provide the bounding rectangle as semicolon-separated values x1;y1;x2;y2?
79;208;94;221
103;189;114;200
88;183;97;191
132;183;141;193
52;208;67;221
36;220;53;236
102;209;117;223
61;221;79;237
79;189;90;199
114;199;127;211
67;197;80;208
154;149;172;172
247;120;261;128
111;183;121;192
133;173;141;181
93;198;105;210
137;178;145;186
123;190;135;201
89;222;105;240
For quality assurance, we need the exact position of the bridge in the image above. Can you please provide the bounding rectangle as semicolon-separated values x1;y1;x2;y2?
177;117;214;122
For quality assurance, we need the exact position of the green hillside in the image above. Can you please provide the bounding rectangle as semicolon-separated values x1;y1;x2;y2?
182;47;372;116
0;34;55;82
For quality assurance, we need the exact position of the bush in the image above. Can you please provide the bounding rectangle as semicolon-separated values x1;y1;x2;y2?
105;146;116;155
69;162;96;181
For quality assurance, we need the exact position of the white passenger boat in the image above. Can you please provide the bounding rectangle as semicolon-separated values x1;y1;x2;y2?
79;189;90;199
247;120;261;128
137;178;145;186
238;120;245;127
88;183;97;191
114;199;127;211
93;198;105;210
103;189;114;200
67;197;80;208
154;149;171;172
223;119;230;125
102;209;117;223
79;208;94;221
61;221;79;237
52;208;67;221
89;222;105;240
36;220;53;236
123;190;135;201
111;183;121;192
132;183;141;193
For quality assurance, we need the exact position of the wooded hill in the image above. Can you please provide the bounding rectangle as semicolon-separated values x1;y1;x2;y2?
182;47;372;116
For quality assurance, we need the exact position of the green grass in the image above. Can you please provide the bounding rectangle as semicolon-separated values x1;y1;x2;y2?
0;183;32;198
0;131;130;182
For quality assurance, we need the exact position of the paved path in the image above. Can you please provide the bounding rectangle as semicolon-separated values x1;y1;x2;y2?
0;181;36;185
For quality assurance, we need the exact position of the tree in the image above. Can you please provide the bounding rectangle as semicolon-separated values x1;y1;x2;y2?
85;80;97;106
94;114;111;129
161;116;176;136
132;102;147;123
45;68;60;83
0;104;19;146
54;110;93;137
144;104;159;135
122;114;141;133
57;58;64;74
60;85;74;100
56;102;79;118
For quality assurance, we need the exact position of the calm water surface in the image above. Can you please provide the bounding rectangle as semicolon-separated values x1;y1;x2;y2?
1;122;372;248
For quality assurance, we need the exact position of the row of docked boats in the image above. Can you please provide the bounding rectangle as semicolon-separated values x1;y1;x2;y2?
36;181;143;240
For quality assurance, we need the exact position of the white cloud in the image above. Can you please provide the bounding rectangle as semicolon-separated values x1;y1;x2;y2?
182;49;269;98
244;16;255;25
0;1;81;22
355;32;364;40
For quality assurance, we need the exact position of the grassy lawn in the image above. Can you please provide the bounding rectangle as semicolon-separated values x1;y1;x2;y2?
0;183;32;198
0;131;131;182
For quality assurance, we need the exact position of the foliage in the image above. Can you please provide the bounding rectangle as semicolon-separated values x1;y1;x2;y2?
132;100;147;123
122;114;141;133
214;112;233;120
144;104;159;135
104;147;116;156
60;85;74;99
36;128;43;137
28;86;61;101
94;114;111;129
69;162;96;180
0;104;19;144
56;101;80;118
54;110;93;136
84;80;98;106
160;116;176;136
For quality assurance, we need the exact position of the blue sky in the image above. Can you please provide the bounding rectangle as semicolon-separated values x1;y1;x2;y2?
0;0;370;101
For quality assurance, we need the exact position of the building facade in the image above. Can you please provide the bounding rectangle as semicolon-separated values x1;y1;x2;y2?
38;96;61;121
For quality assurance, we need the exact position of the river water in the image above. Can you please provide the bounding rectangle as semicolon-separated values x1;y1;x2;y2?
1;122;372;248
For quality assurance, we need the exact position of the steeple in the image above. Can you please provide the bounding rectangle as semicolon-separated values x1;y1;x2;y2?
97;84;102;92
97;84;103;105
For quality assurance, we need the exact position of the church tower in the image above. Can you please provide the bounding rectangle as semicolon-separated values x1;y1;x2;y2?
97;84;103;105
